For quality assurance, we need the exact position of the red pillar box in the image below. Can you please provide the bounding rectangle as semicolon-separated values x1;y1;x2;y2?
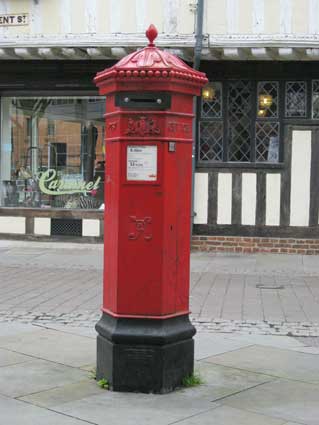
94;25;207;393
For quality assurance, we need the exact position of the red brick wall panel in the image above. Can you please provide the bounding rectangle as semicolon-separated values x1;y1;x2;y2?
191;235;319;255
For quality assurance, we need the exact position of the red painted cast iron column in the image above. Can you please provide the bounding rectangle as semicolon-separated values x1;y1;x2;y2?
94;25;207;393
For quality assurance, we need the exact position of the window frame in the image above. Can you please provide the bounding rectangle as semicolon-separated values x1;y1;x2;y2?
197;78;319;169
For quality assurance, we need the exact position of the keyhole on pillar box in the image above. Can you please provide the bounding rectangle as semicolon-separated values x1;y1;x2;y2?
170;225;173;231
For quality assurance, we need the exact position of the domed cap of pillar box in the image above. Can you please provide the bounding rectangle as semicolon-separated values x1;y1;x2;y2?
94;24;208;93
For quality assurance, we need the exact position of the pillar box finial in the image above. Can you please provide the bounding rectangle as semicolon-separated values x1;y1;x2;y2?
146;24;158;47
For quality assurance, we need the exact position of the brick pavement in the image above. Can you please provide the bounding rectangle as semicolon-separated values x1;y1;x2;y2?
1;240;319;335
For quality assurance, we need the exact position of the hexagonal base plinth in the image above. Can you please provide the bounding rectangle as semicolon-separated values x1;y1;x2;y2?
95;313;196;394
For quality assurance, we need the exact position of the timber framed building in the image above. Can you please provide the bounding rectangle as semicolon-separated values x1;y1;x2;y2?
0;0;319;252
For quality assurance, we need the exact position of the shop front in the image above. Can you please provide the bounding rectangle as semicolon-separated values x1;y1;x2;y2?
193;61;319;254
0;61;108;240
2;59;319;249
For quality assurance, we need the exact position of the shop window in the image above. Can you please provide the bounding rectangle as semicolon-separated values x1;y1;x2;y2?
228;80;252;162
256;82;280;163
0;96;105;209
285;81;307;118
199;121;223;161
255;122;280;163
201;82;222;118
199;80;281;165
312;80;319;118
257;82;278;118
199;82;223;161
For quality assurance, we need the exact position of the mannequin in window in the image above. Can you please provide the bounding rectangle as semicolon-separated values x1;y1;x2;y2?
81;121;98;181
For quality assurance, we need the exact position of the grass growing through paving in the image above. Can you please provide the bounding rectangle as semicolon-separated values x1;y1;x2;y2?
89;368;109;390
97;378;109;389
182;372;203;388
89;368;96;380
90;367;203;390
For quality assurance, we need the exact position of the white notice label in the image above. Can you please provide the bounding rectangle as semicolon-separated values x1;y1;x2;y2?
127;145;157;181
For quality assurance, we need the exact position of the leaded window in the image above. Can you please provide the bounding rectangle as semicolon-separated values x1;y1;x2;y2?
285;81;307;118
201;82;222;118
199;121;223;161
198;78;319;165
312;80;319;118
255;122;280;162
228;81;252;162
257;82;279;118
198;82;223;162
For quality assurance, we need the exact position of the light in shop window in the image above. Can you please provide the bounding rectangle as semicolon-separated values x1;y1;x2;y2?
202;83;215;102
258;94;273;108
257;108;267;117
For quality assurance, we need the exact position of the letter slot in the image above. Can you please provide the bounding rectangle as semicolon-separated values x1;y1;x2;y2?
115;92;171;109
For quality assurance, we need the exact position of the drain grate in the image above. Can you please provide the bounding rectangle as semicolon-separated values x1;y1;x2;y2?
256;284;285;290
51;218;82;237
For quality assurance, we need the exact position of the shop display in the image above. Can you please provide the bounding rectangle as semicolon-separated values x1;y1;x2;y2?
0;96;105;209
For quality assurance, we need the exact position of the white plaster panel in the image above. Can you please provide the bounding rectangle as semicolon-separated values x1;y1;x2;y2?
85;0;97;33
290;130;312;226
163;0;178;33
135;0;146;32
266;173;281;226
109;0;122;33
60;0;71;33
0;0;8;36
226;0;239;33
238;0;253;33
280;0;292;33
30;0;42;34
264;0;280;33
253;0;264;33
217;173;232;225
194;173;208;224
292;0;308;33
0;217;25;234
309;0;319;33
34;218;51;236
241;173;257;225
205;0;227;34
82;219;100;237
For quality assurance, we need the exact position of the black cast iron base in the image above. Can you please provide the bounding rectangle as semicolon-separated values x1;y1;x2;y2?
95;313;196;394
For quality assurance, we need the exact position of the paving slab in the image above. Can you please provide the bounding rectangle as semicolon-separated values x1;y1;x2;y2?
30;324;97;339
173;405;286;425
224;334;306;350
53;391;218;425
19;379;102;408
204;345;319;383
0;359;88;398
194;332;253;360
222;379;319;425
0;347;32;367
0;394;92;425
0;328;95;367
290;346;319;354
0;322;40;337
185;361;274;402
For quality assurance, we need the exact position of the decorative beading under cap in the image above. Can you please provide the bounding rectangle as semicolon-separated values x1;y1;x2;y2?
94;24;208;85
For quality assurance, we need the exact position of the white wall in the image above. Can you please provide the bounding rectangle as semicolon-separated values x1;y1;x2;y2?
217;173;232;225
0;217;25;234
290;130;312;226
0;0;315;38
194;173;208;224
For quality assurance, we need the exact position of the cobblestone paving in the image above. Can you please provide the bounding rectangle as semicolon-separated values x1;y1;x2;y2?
1;240;319;336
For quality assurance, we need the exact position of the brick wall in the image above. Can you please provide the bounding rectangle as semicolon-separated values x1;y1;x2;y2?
191;235;319;255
